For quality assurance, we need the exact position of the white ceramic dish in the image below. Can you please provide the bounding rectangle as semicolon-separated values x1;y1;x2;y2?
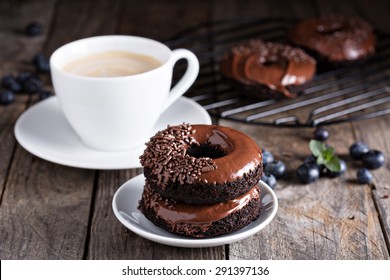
112;174;278;248
14;96;211;169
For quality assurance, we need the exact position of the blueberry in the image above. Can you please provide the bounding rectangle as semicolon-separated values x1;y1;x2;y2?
261;173;277;189
314;127;329;141
38;90;52;100
17;71;34;84
303;155;327;175
25;22;43;36
0;90;15;105
326;159;347;178
262;149;274;166
33;53;50;73
264;160;286;179
296;163;320;184
349;142;370;160
2;75;22;92
23;76;43;93
304;154;317;164
357;168;372;184
362;150;385;169
2;75;14;86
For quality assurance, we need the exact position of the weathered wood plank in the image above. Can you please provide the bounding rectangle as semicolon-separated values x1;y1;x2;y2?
0;0;54;213
86;169;149;260
355;0;390;33
0;149;94;259
349;0;390;253
1;0;389;261
45;0;122;55
317;0;390;252
117;0;211;41
0;0;59;259
352;116;390;253
211;0;318;20
219;121;389;259
0;0;122;259
315;0;390;32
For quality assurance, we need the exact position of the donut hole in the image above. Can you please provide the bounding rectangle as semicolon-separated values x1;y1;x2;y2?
187;144;227;159
316;25;343;35
262;59;288;68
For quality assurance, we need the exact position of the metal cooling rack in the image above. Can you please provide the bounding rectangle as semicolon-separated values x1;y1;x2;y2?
166;18;390;127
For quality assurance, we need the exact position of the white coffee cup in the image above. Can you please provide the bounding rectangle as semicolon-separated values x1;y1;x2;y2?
50;35;199;151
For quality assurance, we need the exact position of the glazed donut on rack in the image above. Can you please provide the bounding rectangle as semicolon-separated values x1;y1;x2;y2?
219;39;316;99
288;14;376;65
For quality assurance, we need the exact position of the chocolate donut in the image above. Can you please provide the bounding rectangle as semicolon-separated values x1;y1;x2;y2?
219;39;316;99
139;123;263;205
138;183;262;238
288;14;376;64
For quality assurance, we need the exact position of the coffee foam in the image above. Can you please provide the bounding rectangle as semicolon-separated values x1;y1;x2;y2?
62;50;162;77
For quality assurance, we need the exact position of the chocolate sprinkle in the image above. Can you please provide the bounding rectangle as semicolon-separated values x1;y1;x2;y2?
140;123;217;188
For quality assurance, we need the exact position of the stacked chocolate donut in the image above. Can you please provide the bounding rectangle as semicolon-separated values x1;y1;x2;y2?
138;123;263;238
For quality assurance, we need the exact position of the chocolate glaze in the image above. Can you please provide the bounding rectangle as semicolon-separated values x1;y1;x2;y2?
190;125;262;184
288;14;375;62
141;183;261;228
140;124;262;187
220;40;316;98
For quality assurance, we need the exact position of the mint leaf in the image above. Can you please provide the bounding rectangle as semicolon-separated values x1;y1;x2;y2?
325;156;341;172
316;155;327;165
309;140;326;157
322;146;335;161
309;139;342;172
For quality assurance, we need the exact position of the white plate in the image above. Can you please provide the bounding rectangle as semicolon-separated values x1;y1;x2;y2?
112;174;278;248
14;96;211;169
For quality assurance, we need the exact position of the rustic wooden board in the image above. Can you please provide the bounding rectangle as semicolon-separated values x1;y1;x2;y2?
117;0;211;41
0;0;52;214
317;0;390;253
86;169;147;260
212;0;318;20
352;117;390;253
0;0;58;259
0;149;95;259
219;121;389;259
1;0;389;260
354;0;390;252
44;0;122;54
0;0;114;259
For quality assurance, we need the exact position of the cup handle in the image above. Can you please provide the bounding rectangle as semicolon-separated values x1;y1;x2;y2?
161;49;199;112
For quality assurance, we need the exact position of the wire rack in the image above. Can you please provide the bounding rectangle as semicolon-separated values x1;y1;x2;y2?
166;18;390;127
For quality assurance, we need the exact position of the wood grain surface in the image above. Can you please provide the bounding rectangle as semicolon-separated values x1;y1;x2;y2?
0;0;389;260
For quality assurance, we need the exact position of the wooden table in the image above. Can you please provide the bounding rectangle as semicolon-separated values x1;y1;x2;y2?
1;0;389;260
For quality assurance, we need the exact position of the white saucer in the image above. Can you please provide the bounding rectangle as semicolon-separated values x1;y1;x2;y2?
14;96;211;169
112;174;278;248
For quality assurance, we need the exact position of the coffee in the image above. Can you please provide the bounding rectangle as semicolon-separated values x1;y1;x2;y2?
62;51;162;77
51;35;199;150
